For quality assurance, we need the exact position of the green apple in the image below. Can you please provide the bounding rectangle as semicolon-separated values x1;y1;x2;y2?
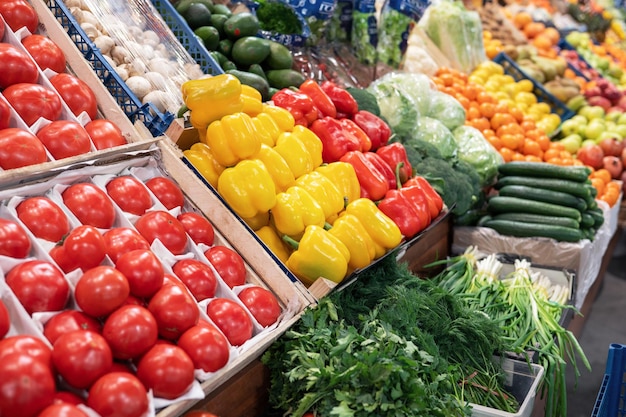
613;124;626;138
571;114;588;125
581;139;597;149
606;121;617;132
596;131;621;143
584;119;606;141
560;119;581;136
617;113;626;125
579;105;606;121
606;111;622;123
559;134;583;154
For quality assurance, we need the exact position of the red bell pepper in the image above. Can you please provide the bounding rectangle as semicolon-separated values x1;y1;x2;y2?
339;151;390;201
400;185;431;231
339;118;372;152
376;142;413;185
404;176;444;219
351;110;392;151
362;151;396;191
272;88;320;126
309;117;361;163
299;80;337;119
320;81;359;116
377;189;425;238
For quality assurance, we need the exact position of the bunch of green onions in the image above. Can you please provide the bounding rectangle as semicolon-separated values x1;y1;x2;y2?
429;246;590;417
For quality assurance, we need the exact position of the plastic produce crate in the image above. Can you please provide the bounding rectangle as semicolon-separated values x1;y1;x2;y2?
150;0;225;74
557;39;599;81
492;52;575;121
470;358;545;417
591;343;626;417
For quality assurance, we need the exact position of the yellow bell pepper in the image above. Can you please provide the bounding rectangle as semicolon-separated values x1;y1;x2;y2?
292;125;323;168
181;74;243;131
283;225;350;285
251;113;282;147
204;112;261;167
262;103;295;132
345;198;402;257
241;85;264;117
273;132;316;179
182;142;225;188
256;225;292;264
242;211;270;231
271;186;326;239
253;144;295;193
217;159;276;219
295;171;344;221
328;213;376;271
315;162;361;206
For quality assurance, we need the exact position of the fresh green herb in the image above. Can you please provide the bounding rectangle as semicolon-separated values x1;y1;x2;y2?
255;0;302;34
376;9;413;68
351;11;377;65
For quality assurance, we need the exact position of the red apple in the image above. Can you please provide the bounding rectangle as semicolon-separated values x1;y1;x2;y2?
599;137;624;157
596;78;611;90
577;143;605;169
588;96;612;112
621;171;626;194
603;156;623;179
621;147;626;168
584;87;602;98
618;95;626;109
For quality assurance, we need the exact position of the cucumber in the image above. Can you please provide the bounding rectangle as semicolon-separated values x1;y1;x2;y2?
588;208;604;228
494;176;591;199
226;69;270;101
491;212;580;229
581;227;595;241
487;196;582;222
498;185;587;212
580;212;595;228
498;161;591;182
482;219;584;242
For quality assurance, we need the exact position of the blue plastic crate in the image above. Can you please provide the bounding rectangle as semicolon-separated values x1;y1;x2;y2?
492;52;575;121
150;0;224;75
558;39;600;81
591;344;626;417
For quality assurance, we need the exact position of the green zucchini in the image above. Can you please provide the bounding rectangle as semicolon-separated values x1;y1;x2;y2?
491;212;580;229
494;176;591;199
497;161;591;182
498;185;587;212
487;196;582;222
482;219;584;242
580;212;595;229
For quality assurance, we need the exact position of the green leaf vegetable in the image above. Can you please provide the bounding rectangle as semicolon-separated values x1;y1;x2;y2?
255;0;303;34
376;9;413;68
351;11;378;65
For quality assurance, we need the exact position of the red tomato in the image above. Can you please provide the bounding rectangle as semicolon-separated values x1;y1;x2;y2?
184;412;221;417
0;335;52;370
62;225;106;272
52;330;113;390
115;249;164;298
238;286;282;327
87;372;149;417
74;265;129;318
50;73;97;120
38;403;89;417
36;120;92;160
177;323;230;372
206;298;253;346
148;282;199;341
146;176;185;210
105;176;153;216
16;196;69;242
0;352;55;417
0;217;31;258
62;182;116;229
52;391;85;406
134;210;188;255
102;305;158;360
0;0;38;33
0;299;9;339
3;83;63;126
21;34;66;74
136;343;195;399
123;294;146;307
6;260;69;314
0;98;10;130
0;16;3;40
204;246;247;288
172;258;218;302
49;244;79;274
0;43;38;89
177;211;215;246
102;227;151;263
43;310;102;345
84;119;127;150
109;361;134;374
0;127;47;169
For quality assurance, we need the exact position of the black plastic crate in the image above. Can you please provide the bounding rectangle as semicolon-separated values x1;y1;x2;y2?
493;52;575;121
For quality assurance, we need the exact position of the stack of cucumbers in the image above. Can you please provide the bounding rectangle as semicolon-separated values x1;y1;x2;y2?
173;0;305;101
479;162;604;242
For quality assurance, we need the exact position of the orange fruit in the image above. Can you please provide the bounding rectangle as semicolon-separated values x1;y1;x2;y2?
513;12;533;30
479;102;496;119
524;22;546;39
499;147;514;162
543;27;560;44
592;168;612;184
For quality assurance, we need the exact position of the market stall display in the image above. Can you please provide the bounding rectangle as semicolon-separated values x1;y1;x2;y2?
1;0;626;415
